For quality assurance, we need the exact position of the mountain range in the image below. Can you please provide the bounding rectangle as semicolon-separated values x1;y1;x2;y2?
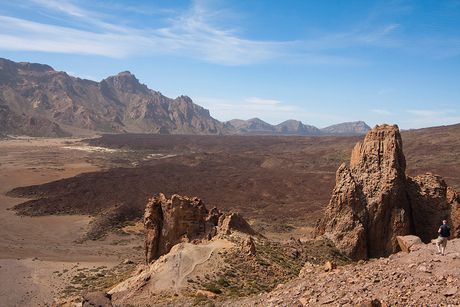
0;58;370;137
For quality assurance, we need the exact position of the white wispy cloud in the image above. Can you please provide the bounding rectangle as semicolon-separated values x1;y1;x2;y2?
0;0;458;65
0;0;286;65
402;109;460;128
194;96;346;126
246;97;282;105
0;16;142;58
373;109;392;115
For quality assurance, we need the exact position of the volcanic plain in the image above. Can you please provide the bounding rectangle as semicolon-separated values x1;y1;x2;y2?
1;123;460;306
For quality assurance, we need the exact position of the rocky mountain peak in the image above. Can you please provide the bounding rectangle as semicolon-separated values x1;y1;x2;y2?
103;71;148;94
0;58;54;74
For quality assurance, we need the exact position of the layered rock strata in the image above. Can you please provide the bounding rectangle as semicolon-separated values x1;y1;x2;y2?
316;124;460;260
144;193;257;263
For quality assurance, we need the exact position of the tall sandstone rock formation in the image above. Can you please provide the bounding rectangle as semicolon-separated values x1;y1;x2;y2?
144;193;257;263
316;124;460;260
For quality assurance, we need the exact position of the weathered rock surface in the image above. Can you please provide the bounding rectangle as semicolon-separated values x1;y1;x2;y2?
315;124;412;260
144;193;258;263
241;236;256;256
218;213;258;236
223;238;460;307
81;291;113;307
316;124;460;260
396;235;426;253
406;172;460;242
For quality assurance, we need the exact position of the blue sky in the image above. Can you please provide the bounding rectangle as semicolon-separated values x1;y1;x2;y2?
0;0;459;129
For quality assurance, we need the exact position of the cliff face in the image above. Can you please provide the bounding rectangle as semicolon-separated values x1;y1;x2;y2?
144;193;257;263
316;124;460;260
0;58;225;136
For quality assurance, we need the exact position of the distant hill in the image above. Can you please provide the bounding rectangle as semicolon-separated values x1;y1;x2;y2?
0;58;370;137
320;120;371;135
224;118;370;135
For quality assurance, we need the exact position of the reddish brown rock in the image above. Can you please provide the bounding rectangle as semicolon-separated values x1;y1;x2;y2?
315;124;460;261
357;299;382;307
196;290;217;299
407;173;460;242
396;235;425;253
241;236;256;256
323;261;336;272
144;193;258;263
316;124;412;260
218;212;258;236
82;291;112;307
144;194;211;263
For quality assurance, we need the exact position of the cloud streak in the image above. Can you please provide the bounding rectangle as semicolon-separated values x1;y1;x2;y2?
402;109;460;128
246;97;282;105
0;0;459;65
195;96;346;126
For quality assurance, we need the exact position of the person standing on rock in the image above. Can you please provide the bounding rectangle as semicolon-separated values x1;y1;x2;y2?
436;220;451;255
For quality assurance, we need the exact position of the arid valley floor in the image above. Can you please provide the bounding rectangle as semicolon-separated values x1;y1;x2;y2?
1;123;460;306
0;137;146;306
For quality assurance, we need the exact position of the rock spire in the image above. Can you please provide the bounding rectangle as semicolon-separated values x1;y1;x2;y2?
316;124;460;260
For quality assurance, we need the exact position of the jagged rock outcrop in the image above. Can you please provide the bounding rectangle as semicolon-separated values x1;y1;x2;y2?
316;124;460;260
406;173;460;242
315;124;412;260
241;236;256;256
218;213;258;236
144;193;258;263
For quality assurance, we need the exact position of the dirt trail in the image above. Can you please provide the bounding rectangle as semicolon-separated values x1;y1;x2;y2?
177;239;234;288
108;239;235;306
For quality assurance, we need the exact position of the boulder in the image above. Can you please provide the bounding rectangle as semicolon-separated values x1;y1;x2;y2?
218;212;258;236
82;291;112;307
196;290;218;299
396;235;425;253
299;262;317;278
357;299;382;307
323;261;336;272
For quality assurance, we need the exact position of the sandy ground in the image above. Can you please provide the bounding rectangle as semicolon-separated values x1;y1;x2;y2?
108;239;235;306
0;137;143;307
